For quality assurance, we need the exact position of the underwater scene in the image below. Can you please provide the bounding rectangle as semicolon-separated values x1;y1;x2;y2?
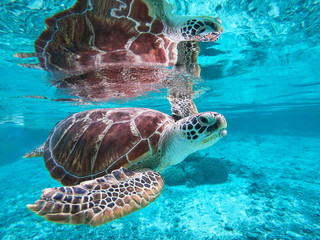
0;0;320;239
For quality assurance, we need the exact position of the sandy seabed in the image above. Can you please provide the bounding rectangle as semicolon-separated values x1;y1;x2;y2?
0;133;319;240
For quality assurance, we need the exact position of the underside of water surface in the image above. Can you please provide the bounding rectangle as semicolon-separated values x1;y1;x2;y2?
0;0;319;239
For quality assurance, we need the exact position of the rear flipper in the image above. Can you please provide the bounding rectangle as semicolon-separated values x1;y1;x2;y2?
17;63;43;70
14;52;43;69
27;168;164;227
23;144;44;158
14;52;36;58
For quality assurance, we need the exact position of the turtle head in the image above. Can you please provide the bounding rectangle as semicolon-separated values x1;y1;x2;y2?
158;111;226;171
177;111;227;150
180;16;223;42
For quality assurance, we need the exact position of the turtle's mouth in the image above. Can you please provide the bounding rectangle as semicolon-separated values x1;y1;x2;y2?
204;115;227;141
219;128;227;138
201;127;226;144
195;31;222;42
197;18;223;42
206;116;227;134
205;126;227;137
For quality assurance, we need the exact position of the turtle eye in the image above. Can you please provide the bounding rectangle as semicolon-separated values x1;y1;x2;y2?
199;116;209;125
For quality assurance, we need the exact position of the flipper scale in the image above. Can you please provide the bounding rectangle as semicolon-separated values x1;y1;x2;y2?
27;168;164;226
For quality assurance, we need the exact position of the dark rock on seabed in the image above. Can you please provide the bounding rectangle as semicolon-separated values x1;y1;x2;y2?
163;154;229;186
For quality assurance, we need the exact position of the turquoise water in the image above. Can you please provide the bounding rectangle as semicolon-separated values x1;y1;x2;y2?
1;0;320;239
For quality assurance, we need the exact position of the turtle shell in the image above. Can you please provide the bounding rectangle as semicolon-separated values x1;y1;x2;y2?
35;0;177;73
43;108;174;186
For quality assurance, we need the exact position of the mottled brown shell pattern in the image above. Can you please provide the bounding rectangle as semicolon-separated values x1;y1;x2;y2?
36;0;178;72
44;108;173;186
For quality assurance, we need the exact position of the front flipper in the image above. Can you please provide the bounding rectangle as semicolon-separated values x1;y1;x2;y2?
27;168;164;227
167;40;200;121
168;95;198;121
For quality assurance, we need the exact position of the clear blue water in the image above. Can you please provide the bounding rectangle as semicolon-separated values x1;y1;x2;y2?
1;0;320;239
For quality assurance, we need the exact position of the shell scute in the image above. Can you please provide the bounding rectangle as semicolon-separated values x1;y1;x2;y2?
95;122;140;172
129;0;153;24
107;156;130;173
61;174;79;186
45;158;56;172
107;109;135;122
129;33;167;63
134;111;170;138
49;115;75;146
51;119;90;165
110;0;130;17
150;20;164;34
88;15;136;52
149;133;161;153
44;148;52;162
63;121;108;176
156;120;171;133
89;110;107;121
50;166;66;182
127;140;150;162
54;14;92;52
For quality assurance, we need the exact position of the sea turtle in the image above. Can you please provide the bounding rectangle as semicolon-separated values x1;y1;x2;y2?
15;0;223;73
25;107;227;226
15;0;223;114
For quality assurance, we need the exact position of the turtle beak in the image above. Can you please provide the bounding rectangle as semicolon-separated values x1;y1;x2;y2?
206;114;227;134
209;114;227;138
217;115;227;138
219;128;227;138
199;112;227;146
219;115;227;138
203;18;224;42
